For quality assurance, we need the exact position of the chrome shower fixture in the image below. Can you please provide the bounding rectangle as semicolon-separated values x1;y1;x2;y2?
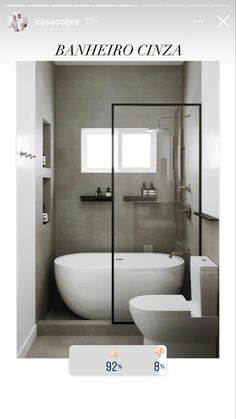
177;204;192;219
177;184;191;193
146;126;169;133
147;112;191;133
169;248;191;259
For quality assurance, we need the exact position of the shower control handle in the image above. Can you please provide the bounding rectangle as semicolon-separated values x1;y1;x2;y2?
177;204;191;219
177;184;191;193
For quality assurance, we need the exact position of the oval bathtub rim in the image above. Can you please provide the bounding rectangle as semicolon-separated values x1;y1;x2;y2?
54;252;185;270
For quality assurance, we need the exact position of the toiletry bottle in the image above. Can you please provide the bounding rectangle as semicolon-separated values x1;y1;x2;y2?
143;182;148;197
149;182;157;197
140;183;143;197
141;182;147;197
96;187;102;197
105;187;111;197
43;205;48;224
42;154;46;168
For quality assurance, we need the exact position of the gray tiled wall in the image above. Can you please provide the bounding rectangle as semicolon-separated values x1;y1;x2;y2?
55;65;183;256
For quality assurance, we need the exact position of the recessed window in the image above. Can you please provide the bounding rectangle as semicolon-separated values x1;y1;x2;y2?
81;128;112;173
81;128;156;173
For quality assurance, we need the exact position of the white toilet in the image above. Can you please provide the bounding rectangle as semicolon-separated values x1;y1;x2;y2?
129;256;219;356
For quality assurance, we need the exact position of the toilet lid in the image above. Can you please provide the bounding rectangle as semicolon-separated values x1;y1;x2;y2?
129;295;191;317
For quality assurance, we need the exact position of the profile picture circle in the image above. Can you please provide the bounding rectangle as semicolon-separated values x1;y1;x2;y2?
8;12;28;32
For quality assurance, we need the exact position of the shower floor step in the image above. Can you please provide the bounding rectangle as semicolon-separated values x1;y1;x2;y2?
37;320;142;336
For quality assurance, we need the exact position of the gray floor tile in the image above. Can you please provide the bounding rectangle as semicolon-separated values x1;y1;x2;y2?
26;335;143;358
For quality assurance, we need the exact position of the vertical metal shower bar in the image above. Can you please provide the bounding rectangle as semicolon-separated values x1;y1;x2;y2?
111;104;115;323
199;104;202;255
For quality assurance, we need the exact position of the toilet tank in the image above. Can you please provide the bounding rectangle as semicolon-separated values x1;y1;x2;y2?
190;256;218;317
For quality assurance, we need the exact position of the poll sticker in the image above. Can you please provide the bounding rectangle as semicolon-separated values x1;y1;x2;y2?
69;345;167;376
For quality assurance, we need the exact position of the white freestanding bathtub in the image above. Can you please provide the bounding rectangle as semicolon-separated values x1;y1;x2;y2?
54;253;185;321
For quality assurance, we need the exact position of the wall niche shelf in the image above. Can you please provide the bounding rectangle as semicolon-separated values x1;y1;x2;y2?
43;178;51;224
193;212;219;221
80;195;112;202
42;120;51;169
123;196;157;202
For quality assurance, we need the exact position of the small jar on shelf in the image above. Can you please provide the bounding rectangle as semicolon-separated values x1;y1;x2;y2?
42;154;46;168
43;205;49;224
96;187;102;197
105;187;112;197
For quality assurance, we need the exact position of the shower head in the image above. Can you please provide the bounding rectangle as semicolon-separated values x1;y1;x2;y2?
147;127;169;133
147;112;191;134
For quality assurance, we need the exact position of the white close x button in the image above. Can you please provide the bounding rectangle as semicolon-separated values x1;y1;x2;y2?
217;15;231;28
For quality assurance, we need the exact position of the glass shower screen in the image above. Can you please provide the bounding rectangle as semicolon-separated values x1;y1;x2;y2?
112;104;201;323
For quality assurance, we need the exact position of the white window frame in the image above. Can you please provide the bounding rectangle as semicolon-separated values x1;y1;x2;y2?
81;128;112;173
117;128;157;173
81;128;156;173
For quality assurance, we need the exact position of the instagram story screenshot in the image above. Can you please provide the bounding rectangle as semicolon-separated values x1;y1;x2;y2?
0;0;235;418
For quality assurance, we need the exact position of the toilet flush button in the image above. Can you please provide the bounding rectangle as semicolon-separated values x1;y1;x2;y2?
191;256;218;271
